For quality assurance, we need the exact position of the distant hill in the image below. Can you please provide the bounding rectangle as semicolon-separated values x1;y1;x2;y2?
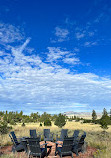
63;111;102;119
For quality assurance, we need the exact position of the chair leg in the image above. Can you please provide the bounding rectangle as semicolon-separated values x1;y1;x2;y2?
75;150;79;156
12;146;16;153
72;152;73;158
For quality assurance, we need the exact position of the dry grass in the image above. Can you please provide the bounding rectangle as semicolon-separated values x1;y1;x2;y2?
0;121;111;157
0;153;25;158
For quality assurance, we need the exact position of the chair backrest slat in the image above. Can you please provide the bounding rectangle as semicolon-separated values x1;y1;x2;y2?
73;130;79;141
30;129;37;138
60;129;68;139
44;129;50;138
77;132;86;150
9;131;19;146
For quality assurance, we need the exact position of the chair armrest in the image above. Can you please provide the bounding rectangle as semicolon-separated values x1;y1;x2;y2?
28;144;37;147
17;137;23;142
55;142;62;146
17;136;23;139
40;143;48;147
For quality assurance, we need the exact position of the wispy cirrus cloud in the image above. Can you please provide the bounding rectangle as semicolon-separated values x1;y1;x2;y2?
0;23;24;44
46;47;80;66
46;47;69;62
84;41;97;47
94;4;111;24
63;57;80;65
74;47;80;52
55;27;69;39
75;32;85;40
51;26;69;43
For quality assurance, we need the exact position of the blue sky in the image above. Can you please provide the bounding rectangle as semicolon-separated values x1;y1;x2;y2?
0;0;111;114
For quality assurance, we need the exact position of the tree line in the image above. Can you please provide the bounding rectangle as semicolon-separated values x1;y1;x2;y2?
0;108;110;134
0;111;65;125
0;111;66;134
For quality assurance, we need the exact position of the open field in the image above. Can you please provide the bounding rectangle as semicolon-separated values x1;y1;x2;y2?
0;121;111;157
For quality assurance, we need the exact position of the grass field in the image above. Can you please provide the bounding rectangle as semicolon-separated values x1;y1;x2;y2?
0;121;111;158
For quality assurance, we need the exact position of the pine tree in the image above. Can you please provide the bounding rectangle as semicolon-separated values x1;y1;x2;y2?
100;108;110;131
103;108;108;116
101;108;108;119
92;110;97;121
100;119;108;131
109;109;111;119
54;113;66;128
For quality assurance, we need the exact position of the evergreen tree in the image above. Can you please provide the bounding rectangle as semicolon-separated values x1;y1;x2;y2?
109;109;111;119
3;115;8;123
30;112;40;122
54;113;66;128
39;112;51;122
44;118;52;126
92;110;97;121
100;108;111;129
0;120;12;134
102;108;108;119
100;119;108;131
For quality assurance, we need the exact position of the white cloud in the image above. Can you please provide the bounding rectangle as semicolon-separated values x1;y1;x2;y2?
0;23;111;114
55;27;69;38
63;57;80;65
46;47;81;67
84;41;97;47
46;47;69;63
74;47;80;52
94;13;105;23
88;32;94;37
0;55;111;114
0;23;24;44
75;32;85;39
51;27;69;43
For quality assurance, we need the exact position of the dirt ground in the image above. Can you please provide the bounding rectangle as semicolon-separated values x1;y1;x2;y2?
0;141;97;158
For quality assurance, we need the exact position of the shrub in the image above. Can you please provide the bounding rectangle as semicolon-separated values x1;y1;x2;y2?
75;117;81;122
40;122;42;126
44;118;51;126
83;119;92;123
10;120;16;125
0;121;12;134
21;122;25;127
100;119;108;130
54;113;66;128
68;118;73;121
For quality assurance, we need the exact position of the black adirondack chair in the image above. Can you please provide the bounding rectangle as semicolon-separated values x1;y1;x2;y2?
43;129;53;142
72;132;86;156
27;138;48;158
56;129;68;141
9;131;27;153
30;129;41;141
55;137;74;158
